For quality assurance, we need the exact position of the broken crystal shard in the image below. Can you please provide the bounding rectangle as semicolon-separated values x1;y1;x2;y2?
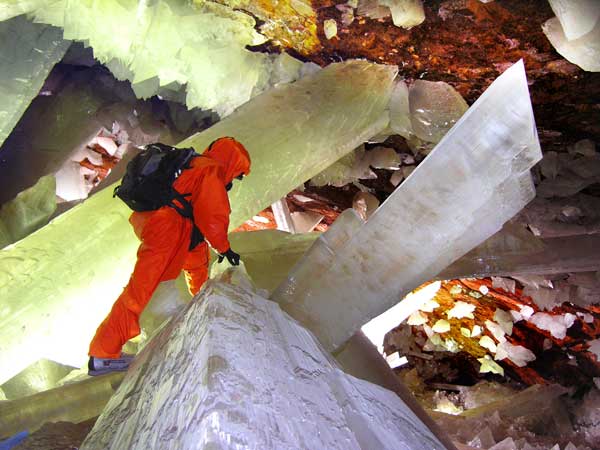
485;320;507;343
522;285;562;310
446;301;476;319
272;60;542;352
479;336;497;353
270;199;296;233
493;309;514;335
0;15;70;148
291;211;324;233
352;191;380;220
324;18;338;39
432;319;451;333
0;60;392;384
408;310;428;325
380;0;425;29
0;175;56;249
542;16;600;72
528;312;576;339
81;276;447;450
478;355;504;376
495;341;536;367
409;79;468;143
547;0;600;40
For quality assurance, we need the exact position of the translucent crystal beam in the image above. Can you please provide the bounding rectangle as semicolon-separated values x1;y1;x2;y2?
439;233;600;279
272;60;542;352
0;60;395;384
180;60;396;228
81;274;446;450
0;15;69;148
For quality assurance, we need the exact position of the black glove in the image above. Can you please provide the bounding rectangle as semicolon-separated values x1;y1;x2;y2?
218;248;240;266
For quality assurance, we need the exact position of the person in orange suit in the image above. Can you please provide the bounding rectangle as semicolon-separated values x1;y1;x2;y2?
88;137;251;375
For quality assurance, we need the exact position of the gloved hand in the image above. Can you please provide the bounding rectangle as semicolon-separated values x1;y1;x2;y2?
218;248;240;266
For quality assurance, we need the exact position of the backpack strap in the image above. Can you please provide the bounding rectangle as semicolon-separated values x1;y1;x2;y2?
169;189;205;250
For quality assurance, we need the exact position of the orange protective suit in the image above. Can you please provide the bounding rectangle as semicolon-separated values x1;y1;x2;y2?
89;137;251;358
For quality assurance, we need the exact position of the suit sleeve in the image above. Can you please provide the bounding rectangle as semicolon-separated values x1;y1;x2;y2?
192;168;231;254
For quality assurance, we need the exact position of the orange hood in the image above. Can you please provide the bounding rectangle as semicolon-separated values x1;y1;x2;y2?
203;137;251;184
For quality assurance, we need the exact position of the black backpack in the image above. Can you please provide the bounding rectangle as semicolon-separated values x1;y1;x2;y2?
113;143;204;250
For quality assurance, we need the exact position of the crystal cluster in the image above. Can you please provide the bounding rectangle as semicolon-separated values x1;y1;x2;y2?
0;15;69;147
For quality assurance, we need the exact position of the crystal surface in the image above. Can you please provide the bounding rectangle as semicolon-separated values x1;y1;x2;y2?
542;15;600;72
0;15;69;147
229;230;319;293
409;79;468;143
0;61;392;384
547;0;600;40
0;372;124;439
0;358;74;400
272;60;542;351
389;79;413;138
0;175;56;249
81;274;446;450
438;232;600;279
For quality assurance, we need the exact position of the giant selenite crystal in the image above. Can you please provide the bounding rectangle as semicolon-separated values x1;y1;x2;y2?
0;60;395;384
272;60;542;352
81;274;446;450
0;15;70;147
180;60;395;227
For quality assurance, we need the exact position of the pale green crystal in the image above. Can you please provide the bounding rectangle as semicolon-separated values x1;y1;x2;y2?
181;60;396;228
229;230;319;292
0;358;74;400
28;0;274;116
0;15;69;148
0;175;56;249
0;0;45;21
0;371;124;438
0;60;395;384
409;79;468;143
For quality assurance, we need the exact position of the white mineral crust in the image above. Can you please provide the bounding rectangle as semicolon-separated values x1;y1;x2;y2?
81;275;446;450
272;60;542;352
542;15;600;72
